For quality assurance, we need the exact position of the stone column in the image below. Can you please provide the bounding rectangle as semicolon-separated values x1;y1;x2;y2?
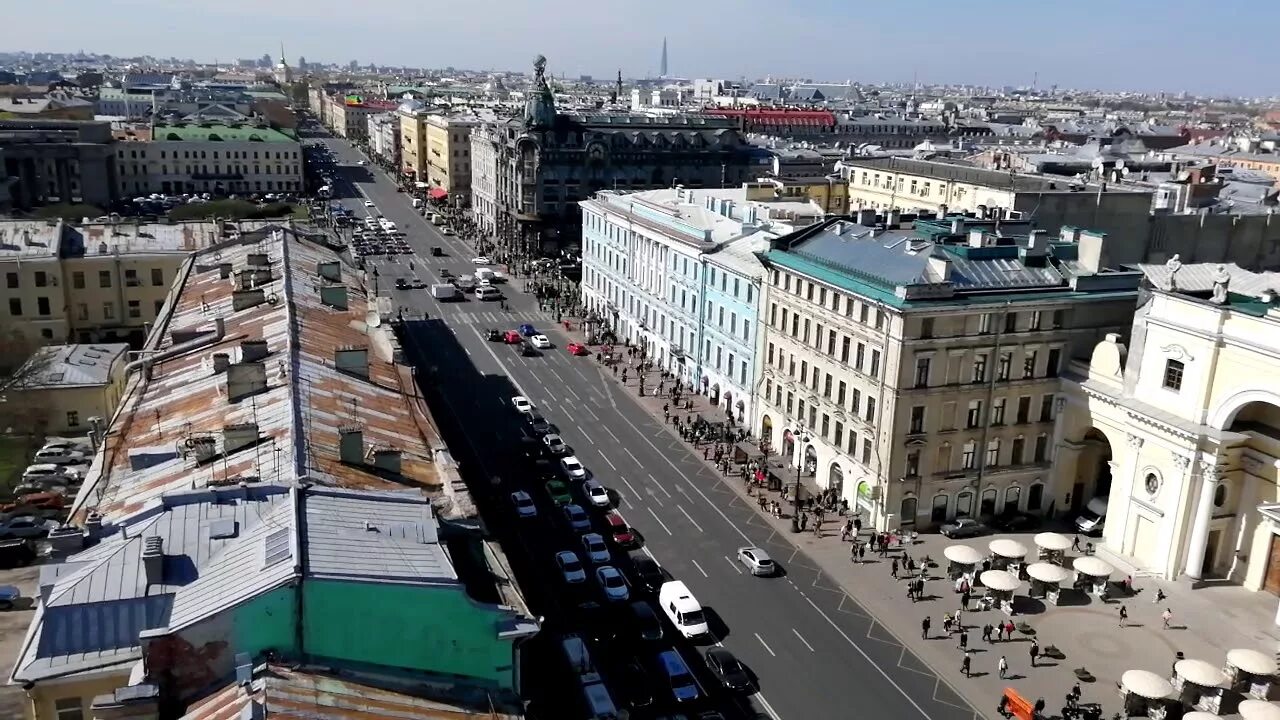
1184;464;1221;581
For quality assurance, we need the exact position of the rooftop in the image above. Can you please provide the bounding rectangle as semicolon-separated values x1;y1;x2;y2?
11;343;129;389
151;122;298;143
840;156;1146;194
0;220;61;260
68;227;455;522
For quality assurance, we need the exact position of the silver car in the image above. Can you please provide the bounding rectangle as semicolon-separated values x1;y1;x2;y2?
737;546;776;576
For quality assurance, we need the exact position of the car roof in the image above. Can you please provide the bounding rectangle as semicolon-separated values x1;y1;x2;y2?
563;455;581;464
657;650;689;673
605;512;625;526
583;532;604;543
512;490;531;500
556;550;578;562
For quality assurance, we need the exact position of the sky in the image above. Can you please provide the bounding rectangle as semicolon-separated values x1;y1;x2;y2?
11;0;1280;97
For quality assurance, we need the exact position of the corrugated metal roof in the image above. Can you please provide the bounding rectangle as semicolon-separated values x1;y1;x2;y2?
303;489;453;583
1138;261;1280;298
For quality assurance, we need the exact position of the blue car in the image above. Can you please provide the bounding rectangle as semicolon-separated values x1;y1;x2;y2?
519;323;537;337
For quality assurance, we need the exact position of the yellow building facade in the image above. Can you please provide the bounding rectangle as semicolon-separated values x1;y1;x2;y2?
424;115;476;203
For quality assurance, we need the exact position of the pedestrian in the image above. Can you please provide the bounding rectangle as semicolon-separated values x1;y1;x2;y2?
998;655;1008;679
1068;683;1081;709
891;558;899;579
921;616;931;640
1118;604;1128;627
961;651;972;678
1161;607;1173;629
942;613;953;635
852;542;859;564
858;544;867;563
854;517;862;534
961;588;971;610
1029;641;1040;668
982;623;993;643
1033;697;1045;719
954;608;963;630
702;447;708;460
1154;587;1166;604
1004;620;1015;641
958;629;968;650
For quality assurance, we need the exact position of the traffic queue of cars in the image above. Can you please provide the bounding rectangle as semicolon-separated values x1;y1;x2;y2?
350;213;413;262
504;394;756;718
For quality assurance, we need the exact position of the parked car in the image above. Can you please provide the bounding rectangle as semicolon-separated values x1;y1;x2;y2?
545;480;572;506
630;555;665;594
563;504;591;533
603;511;637;547
527;414;552;435
0;539;36;569
486;328;504;342
0;516;57;539
990;511;1040;532
556;551;587;584
511;490;537;518
628;601;663;641
619;659;654;709
33;448;86;465
595;566;630;602
654;649;701;702
542;434;569;456
511;396;534;414
583;480;610;508
940;517;989;539
560;456;587;480
581;533;611;564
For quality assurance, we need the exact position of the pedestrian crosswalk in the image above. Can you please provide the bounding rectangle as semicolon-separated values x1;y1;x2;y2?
440;309;554;326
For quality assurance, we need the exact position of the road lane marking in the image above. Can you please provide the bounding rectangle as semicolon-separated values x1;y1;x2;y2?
755;692;784;720
801;595;936;720
583;405;600;421
677;505;703;533
624;448;642;465
724;555;743;574
646;473;674;499
601;424;619;442
792;628;815;652
579;428;592;444
600;453;617;471
620;475;640;498
754;632;776;657
564;385;581;401
691;558;708;577
647;507;673;535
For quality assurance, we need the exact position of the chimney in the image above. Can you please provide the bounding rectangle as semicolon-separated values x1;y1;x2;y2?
232;288;266;311
886;209;901;227
222;422;260;454
226;361;268;402
1027;229;1048;251
926;255;952;282
189;436;217;463
856;208;876;226
317;261;342;282
334;346;369;378
951;217;965;235
1059;225;1080;244
85;511;104;536
240;339;269;362
211;352;230;373
218;262;233;279
1077;230;1106;273
339;426;364;464
373;448;403;474
142;536;164;586
319;285;349;310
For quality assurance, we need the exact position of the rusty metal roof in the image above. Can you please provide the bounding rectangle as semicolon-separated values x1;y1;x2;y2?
180;665;521;720
71;228;448;521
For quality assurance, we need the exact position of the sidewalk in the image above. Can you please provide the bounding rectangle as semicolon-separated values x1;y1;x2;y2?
554;318;1280;719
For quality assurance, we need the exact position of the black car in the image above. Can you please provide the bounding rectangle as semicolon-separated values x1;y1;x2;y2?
619;659;654;709
484;329;503;342
628;601;663;641
526;413;552;435
394;278;409;290
629;555;665;594
704;648;753;692
430;246;443;257
519;340;539;356
991;511;1040;532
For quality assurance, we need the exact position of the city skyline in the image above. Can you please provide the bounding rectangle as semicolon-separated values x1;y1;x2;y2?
8;0;1280;97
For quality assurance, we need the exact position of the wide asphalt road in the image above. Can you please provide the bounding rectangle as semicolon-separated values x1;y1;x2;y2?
314;132;983;720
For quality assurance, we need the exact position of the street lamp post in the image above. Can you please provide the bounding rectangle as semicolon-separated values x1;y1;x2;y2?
791;434;811;533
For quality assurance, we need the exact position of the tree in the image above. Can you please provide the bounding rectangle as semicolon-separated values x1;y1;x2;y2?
0;333;53;492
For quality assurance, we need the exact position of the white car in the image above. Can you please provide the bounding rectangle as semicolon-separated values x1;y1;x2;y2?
543;434;569;455
584;480;610;508
556;551;587;584
596;566;630;602
511;490;537;518
737;546;776;576
357;160;367;165
511;396;534;415
33;448;86;465
560;456;587;481
581;533;610;564
471;256;491;265
530;334;552;349
363;200;374;207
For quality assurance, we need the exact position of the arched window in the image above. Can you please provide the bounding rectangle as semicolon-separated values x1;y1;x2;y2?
931;494;949;522
901;495;918;525
1004;486;1021;514
980;488;998;516
1214;483;1227;508
1027;483;1045;511
956;490;974;517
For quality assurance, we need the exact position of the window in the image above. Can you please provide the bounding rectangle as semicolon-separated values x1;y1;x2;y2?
826;330;836;356
977;313;992;334
1052;309;1066;328
905;449;920;478
909;406;925;434
1011;436;1025;464
821;414;830;437
837;381;847;406
985;439;1001;467
840;337;850;363
1162;359;1184;392
798;399;806;421
767;343;775;365
99;270;112;288
914;357;930;388
124;269;139;287
869;349;881;376
966;400;983;429
54;697;84;720
1023;350;1037;379
66;411;80;427
127;300;141;319
769;303;777;326
72;271;84;289
785;392;794;415
823;374;832;399
37;297;50;316
1029;310;1041;330
151;268;164;286
875;309;885;330
103;301;115;319
4;272;16;289
834;421;844;447
1004;312;1018;332
800;361;808;384
7;298;20;316
920;317;934;338
861;438;872;464
1027;483;1044;511
972;354;987;383
808;406;817;431
34;270;48;287
77;303;88;320
962;441;976;470
851;388;861;414
991;397;1006;425
860;304;869;324
1033;434;1048;462
997;352;1012;381
1016;396;1031;424
1039;394;1055;422
865;397;876;424
855;343;865;370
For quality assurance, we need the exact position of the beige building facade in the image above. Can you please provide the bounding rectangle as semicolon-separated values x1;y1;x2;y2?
399;105;429;182
9;342;129;433
1057;264;1280;607
754;216;1140;532
424;114;477;203
115;122;303;196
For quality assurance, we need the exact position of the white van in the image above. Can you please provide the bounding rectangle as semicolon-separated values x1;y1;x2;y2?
475;286;502;301
1075;497;1109;535
658;581;709;638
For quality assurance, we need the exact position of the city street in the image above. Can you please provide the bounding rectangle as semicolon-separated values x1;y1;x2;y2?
315;132;982;720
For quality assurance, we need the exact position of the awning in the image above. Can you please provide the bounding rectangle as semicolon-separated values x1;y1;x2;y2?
989;539;1029;559
1072;556;1115;578
1026;562;1071;584
1239;700;1280;720
980;569;1021;592
429;187;448;200
1229;648;1278;676
1175;658;1226;688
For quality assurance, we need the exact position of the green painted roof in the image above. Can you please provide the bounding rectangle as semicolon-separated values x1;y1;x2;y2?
152;123;298;143
245;89;289;100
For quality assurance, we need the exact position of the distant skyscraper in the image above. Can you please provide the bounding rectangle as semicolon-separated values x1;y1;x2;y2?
660;37;668;78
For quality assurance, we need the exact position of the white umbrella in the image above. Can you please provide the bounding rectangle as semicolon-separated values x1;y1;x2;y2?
1183;712;1221;720
944;545;983;565
1239;700;1280;720
980;569;1022;592
1121;669;1174;700
989;538;1029;559
1033;532;1072;551
1229;648;1278;676
1072;555;1115;578
1026;562;1072;584
1176;658;1226;687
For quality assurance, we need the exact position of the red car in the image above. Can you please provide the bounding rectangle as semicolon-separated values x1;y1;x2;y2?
566;342;590;356
604;510;637;547
503;330;522;344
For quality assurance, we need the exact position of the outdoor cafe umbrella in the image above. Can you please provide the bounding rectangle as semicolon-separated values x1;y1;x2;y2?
1072;555;1115;578
989;538;1029;559
1026;562;1072;584
1176;658;1226;688
980;569;1022;593
1121;669;1174;700
944;545;983;565
1239;700;1280;720
1229;649;1278;677
1033;532;1072;552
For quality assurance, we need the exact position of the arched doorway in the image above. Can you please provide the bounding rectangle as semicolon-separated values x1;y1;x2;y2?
1077;429;1114;513
956;490;974;518
803;444;818;474
931;494;949;523
724;390;733;412
782;429;795;458
856;481;874;513
828;463;844;497
1222;400;1280;588
760;415;774;450
980;488;998;517
1004;486;1022;514
900;494;918;527
710;382;720;405
736;399;746;423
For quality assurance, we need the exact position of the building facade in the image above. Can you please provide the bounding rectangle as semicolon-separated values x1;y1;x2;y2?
472;55;756;251
7;342;129;433
580;185;823;423
1056;264;1280;602
116;121;303;196
754;216;1141;531
0;119;119;210
424;114;477;204
397;99;429;183
367;112;400;168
